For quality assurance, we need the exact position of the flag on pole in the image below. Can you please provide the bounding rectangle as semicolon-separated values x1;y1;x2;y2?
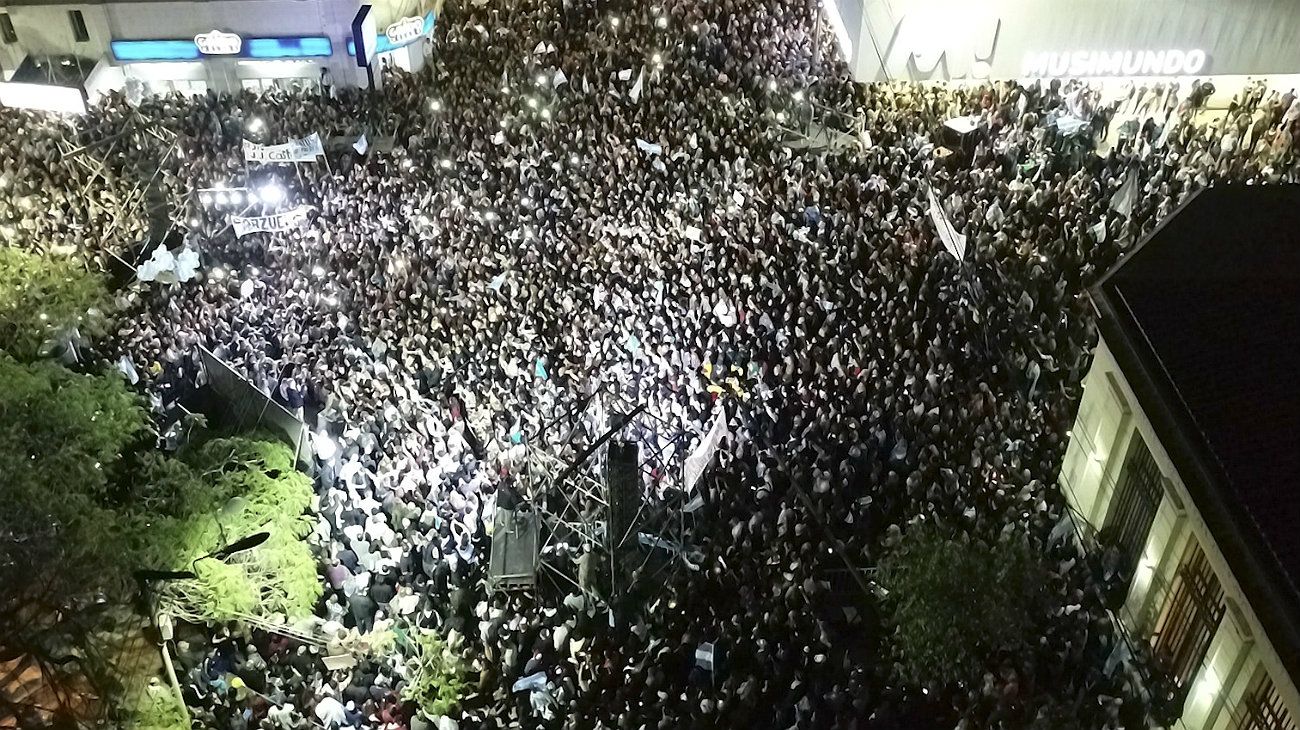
628;67;645;103
1110;169;1138;220
352;134;368;154
694;642;716;671
926;186;967;261
683;407;728;491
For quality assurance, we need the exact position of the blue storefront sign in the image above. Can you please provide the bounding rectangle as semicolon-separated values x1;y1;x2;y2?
111;35;333;62
346;10;435;57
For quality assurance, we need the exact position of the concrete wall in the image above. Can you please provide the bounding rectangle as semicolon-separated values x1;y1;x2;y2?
826;0;1300;82
1061;338;1300;730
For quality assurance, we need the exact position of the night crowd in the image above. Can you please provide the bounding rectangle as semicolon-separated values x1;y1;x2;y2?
4;0;1300;727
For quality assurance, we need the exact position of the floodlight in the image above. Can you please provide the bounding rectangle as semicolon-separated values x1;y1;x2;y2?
258;183;286;206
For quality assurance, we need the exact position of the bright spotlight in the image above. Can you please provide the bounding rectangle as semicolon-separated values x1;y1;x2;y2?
440;159;452;169
247;117;264;132
215;192;230;206
610;15;620;27
527;97;538;109
210;267;225;281
535;74;546;86
541;108;552;120
430;99;442;111
257;183;284;206
793;90;804;102
656;15;668;28
312;265;325;278
652;53;662;64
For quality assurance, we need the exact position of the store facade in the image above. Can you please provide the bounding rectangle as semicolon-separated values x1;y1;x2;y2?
0;0;437;108
825;0;1300;95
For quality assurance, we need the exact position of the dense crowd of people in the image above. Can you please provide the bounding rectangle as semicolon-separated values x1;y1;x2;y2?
5;0;1300;727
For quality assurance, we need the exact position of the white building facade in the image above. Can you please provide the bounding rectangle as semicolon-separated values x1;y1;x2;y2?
820;0;1300;101
1057;185;1300;730
0;0;438;106
1063;339;1300;730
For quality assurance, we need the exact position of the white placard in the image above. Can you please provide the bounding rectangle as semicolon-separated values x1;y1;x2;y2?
231;205;313;238
243;133;325;163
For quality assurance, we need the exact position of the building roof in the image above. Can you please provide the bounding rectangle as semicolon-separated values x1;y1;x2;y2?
1094;184;1300;678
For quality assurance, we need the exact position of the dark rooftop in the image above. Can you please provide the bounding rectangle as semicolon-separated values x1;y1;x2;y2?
1095;184;1300;675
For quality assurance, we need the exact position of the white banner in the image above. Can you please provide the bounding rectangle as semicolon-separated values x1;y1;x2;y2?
232;206;313;238
243;133;325;163
927;187;967;261
683;408;728;492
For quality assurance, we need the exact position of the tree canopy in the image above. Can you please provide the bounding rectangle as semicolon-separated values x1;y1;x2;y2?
0;357;319;726
877;523;1051;687
400;629;468;722
0;248;111;361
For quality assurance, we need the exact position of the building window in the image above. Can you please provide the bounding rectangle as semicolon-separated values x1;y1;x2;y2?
68;10;89;43
1101;434;1163;585
0;13;17;44
1234;666;1297;730
1151;540;1226;688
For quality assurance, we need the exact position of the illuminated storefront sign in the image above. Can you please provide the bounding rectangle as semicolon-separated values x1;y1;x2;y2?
1023;49;1209;78
347;10;435;56
112;35;332;62
194;29;242;55
384;15;424;46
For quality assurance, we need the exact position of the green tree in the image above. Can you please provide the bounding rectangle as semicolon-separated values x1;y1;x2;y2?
401;629;468;721
145;437;321;624
877;523;1051;687
0;356;151;727
0;248;111;361
0;357;320;726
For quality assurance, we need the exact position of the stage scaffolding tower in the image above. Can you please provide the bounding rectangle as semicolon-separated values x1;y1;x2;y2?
489;376;704;620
